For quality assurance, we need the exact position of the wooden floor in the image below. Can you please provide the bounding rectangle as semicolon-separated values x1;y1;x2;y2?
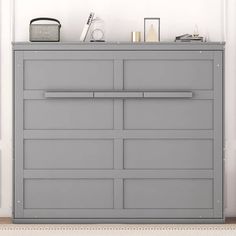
225;218;236;224
0;218;235;224
0;218;12;224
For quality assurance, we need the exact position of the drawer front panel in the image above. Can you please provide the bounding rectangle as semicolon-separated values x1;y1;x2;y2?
24;179;114;209
24;99;114;130
124;99;213;130
24;140;114;169
124;179;213;209
124;60;213;90
24;60;114;90
124;139;213;169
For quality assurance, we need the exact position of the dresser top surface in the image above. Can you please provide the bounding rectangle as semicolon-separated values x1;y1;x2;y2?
12;41;225;51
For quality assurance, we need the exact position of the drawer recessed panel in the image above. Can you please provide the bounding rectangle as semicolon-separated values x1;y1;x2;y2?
124;99;213;130
24;179;114;209
124;60;213;90
24;60;114;90
124;179;213;209
24;140;114;169
24;99;113;130
124;139;213;169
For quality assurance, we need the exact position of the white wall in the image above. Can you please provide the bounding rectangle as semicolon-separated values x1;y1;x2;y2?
0;0;13;217
2;0;236;217
14;0;224;42
224;0;236;216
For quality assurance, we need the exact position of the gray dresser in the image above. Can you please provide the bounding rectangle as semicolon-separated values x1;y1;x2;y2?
13;42;224;223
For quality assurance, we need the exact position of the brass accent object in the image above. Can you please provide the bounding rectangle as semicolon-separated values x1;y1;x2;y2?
131;32;141;42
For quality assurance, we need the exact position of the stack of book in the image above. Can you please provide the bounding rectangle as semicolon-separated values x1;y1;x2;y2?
175;34;204;42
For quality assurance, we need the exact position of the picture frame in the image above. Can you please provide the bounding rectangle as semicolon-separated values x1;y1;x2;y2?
144;17;160;42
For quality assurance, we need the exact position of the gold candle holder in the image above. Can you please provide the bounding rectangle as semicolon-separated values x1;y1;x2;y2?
131;32;141;42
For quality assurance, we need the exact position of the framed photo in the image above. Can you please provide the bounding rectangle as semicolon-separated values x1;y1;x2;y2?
144;18;160;42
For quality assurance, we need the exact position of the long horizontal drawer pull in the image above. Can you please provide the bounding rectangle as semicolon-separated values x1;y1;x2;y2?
44;91;193;99
94;92;143;98
45;92;93;98
144;92;193;98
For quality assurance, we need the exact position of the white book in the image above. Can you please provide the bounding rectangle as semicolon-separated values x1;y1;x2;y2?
80;12;95;42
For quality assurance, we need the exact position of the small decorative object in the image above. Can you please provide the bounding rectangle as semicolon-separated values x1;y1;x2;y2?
144;18;160;42
80;12;95;42
193;24;199;37
131;31;141;42
175;34;204;42
175;25;204;42
90;17;105;42
29;18;61;42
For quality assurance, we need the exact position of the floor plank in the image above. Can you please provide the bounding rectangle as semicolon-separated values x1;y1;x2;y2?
225;218;236;224
0;218;12;224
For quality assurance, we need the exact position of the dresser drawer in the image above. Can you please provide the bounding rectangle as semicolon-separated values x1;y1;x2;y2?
124;56;213;90
24;140;114;169
124;99;213;130
24;179;114;209
124;139;213;169
124;179;213;209
24;99;114;130
24;56;114;90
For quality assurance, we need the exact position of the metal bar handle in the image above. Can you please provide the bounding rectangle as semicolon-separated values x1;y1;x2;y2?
44;92;93;98
144;92;193;98
44;91;193;99
94;92;143;98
